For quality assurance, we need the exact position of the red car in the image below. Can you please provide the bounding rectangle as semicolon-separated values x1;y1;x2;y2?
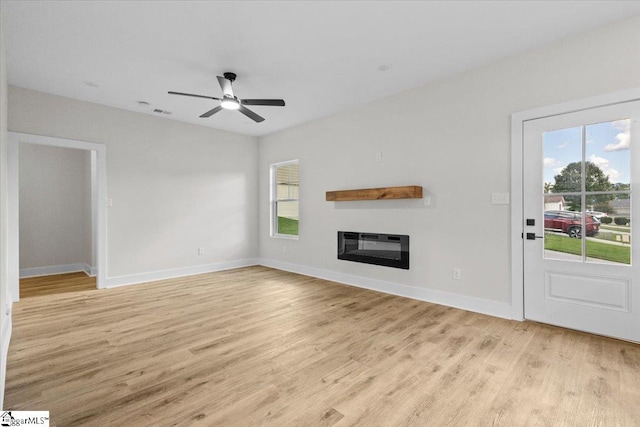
544;210;600;238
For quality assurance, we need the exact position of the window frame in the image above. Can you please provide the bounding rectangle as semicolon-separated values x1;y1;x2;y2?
270;159;299;239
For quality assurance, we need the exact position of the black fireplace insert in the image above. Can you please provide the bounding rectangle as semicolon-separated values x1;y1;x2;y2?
338;231;409;269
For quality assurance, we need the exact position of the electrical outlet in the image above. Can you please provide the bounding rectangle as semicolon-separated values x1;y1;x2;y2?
283;245;287;253
198;247;205;255
376;152;382;162
453;268;461;280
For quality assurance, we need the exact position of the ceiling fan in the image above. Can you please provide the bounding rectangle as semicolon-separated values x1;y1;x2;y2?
168;72;285;123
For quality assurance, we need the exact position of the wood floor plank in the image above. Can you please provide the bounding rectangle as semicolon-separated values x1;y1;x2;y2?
20;272;96;298
5;266;640;426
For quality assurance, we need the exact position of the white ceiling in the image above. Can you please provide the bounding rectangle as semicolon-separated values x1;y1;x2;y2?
3;1;640;137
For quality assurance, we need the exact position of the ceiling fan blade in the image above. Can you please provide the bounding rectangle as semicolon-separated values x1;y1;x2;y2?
200;106;223;118
168;91;220;100
217;76;234;97
241;99;285;107
238;105;265;123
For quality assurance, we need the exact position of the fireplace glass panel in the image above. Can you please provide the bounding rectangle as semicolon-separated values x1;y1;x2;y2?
338;232;409;269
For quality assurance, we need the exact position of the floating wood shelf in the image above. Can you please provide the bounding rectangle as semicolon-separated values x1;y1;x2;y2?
326;185;423;202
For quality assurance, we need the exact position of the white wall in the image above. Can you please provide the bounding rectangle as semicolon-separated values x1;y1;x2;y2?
19;143;91;274
9;87;259;282
259;15;640;311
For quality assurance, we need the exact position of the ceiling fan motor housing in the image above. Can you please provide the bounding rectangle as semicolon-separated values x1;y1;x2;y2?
223;72;237;82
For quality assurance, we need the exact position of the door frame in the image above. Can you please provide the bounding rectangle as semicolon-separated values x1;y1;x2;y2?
510;87;640;320
7;132;108;301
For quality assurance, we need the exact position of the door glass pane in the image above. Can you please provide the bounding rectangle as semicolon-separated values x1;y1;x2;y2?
585;194;631;265
543;126;583;260
585;119;631;188
584;119;631;265
543;126;582;194
544;209;583;261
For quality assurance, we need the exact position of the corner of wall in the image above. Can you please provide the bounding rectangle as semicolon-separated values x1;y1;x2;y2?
0;4;11;410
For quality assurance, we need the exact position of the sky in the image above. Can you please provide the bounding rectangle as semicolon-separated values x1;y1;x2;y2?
543;119;631;187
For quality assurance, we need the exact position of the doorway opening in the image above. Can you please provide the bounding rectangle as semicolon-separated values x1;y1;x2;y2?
7;133;107;302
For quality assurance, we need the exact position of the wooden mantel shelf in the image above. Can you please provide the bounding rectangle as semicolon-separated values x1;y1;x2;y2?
326;186;423;202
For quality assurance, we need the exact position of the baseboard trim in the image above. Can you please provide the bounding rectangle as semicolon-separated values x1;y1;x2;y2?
83;263;97;277
104;258;259;289
32;257;512;319
20;263;88;278
258;258;513;320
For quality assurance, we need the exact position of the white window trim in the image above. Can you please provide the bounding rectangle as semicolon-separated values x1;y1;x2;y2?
270;159;299;240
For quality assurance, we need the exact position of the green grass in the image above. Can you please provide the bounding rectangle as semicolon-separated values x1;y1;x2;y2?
600;224;630;231
545;234;630;264
277;217;299;236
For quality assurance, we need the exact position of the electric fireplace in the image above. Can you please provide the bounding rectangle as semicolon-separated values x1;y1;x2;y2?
337;231;409;269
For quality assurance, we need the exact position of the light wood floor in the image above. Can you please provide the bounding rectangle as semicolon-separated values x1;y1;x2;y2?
20;272;96;298
5;266;640;426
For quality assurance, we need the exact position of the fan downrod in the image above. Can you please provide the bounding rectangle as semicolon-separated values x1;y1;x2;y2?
223;72;237;82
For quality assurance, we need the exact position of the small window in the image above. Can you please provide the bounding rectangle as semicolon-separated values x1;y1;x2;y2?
271;160;299;238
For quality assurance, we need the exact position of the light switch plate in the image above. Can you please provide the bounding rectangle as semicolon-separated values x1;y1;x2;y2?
491;192;510;205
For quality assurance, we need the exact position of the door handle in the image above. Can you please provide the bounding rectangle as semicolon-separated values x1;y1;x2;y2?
526;233;544;240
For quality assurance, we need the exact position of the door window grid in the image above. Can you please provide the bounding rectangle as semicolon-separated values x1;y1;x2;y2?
542;119;631;265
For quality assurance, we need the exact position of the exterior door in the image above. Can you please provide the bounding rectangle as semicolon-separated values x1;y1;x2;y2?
523;101;640;342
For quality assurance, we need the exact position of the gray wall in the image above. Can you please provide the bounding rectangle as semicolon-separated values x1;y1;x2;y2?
9;87;259;279
19;144;92;272
258;15;640;306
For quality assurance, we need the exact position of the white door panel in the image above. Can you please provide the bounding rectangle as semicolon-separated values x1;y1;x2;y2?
523;101;640;342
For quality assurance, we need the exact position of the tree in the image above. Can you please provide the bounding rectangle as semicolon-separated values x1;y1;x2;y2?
553;161;613;211
613;183;630;199
544;182;554;193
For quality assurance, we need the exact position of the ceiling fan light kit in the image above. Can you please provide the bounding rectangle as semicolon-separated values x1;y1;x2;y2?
168;72;285;123
220;98;240;110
